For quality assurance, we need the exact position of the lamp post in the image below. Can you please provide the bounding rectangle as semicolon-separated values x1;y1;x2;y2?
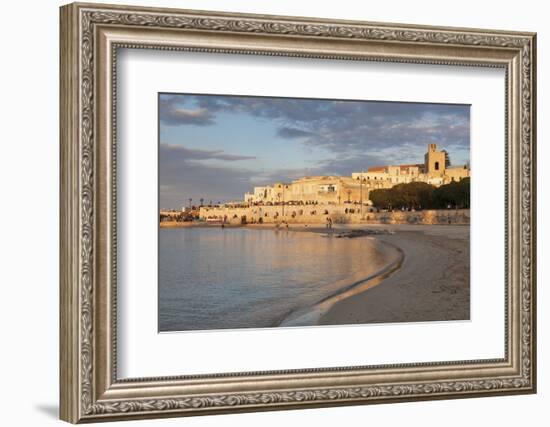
360;170;363;218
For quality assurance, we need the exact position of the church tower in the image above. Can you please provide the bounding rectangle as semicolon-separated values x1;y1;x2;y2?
424;143;446;176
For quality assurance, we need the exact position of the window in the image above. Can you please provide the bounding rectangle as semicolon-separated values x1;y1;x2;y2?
435;161;440;170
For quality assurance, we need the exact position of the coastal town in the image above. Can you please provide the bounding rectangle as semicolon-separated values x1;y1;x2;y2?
160;143;470;226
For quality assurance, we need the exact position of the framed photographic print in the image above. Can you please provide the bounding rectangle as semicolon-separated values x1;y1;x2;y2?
60;2;537;423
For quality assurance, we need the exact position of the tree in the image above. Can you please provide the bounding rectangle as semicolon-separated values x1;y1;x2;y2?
401;182;434;209
200;197;204;206
188;198;192;208
370;179;469;210
442;150;451;167
433;177;470;208
370;182;435;210
369;189;394;210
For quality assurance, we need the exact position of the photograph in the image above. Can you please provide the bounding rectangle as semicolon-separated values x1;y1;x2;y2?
55;2;536;423
158;93;471;332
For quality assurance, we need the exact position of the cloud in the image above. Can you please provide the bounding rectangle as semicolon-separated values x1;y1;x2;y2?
159;95;216;126
159;143;256;207
161;143;256;161
276;127;313;139
161;93;470;156
313;154;391;176
161;107;215;126
160;161;253;208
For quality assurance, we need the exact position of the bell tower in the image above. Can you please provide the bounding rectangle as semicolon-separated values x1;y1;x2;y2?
424;144;446;176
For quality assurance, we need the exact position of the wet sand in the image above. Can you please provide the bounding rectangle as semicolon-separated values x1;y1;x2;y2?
319;224;470;325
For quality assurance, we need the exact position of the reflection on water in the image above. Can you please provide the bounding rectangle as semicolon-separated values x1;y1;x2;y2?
159;227;392;332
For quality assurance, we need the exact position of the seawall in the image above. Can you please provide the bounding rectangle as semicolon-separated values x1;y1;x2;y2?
199;205;469;225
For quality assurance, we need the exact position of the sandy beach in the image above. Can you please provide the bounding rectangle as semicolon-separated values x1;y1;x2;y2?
318;224;470;325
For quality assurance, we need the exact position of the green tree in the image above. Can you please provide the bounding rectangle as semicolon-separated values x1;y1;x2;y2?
370;179;469;210
369;189;394;210
391;182;434;209
433;177;470;208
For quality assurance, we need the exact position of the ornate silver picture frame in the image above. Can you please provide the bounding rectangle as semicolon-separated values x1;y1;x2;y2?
60;2;536;423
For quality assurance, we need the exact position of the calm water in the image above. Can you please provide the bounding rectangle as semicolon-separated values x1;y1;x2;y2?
159;227;392;332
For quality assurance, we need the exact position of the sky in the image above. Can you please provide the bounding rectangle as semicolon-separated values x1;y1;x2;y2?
159;93;470;209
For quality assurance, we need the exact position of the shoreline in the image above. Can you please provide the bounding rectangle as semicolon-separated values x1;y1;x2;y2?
279;238;404;327
160;221;470;229
319;225;470;326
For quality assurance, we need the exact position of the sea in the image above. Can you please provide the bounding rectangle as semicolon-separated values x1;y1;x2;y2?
159;227;393;332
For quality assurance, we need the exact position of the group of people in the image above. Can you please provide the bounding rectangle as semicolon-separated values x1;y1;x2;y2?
275;221;290;229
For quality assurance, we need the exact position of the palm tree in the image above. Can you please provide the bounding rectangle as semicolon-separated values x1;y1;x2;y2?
188;198;192;208
200;198;204;207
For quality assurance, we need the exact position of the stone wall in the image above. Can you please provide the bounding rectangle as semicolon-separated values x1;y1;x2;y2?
199;205;470;225
361;209;470;225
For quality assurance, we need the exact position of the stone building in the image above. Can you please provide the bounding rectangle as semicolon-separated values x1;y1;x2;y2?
425;143;447;176
242;144;469;206
244;176;372;207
